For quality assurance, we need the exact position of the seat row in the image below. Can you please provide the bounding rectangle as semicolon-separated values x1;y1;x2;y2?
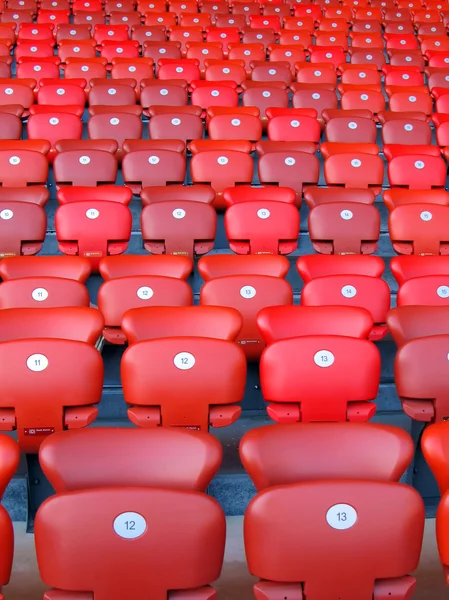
0;422;435;599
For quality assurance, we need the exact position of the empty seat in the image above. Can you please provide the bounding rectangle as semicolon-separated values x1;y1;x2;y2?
199;255;293;361
305;187;376;207
390;256;449;286
324;153;384;193
388;155;447;189
0;435;19;600
0;149;48;187
28;113;83;156
141;201;217;258
422;422;449;498
309;203;381;254
0;338;103;452
0;202;46;257
57;186;132;206
389;204;449;255
241;422;424;599
35;428;225;599
297;254;390;341
122;306;243;344
55;201;132;271
257;305;374;343
148;112;203;142
98;275;192;343
224;201;300;255
258;151;320;204
53;150;118;187
122;149;186;194
395;335;449;422
0;256;91;282
99;255;192;280
122;336;246;429
88;113;142;154
0;277;90;309
387;306;449;347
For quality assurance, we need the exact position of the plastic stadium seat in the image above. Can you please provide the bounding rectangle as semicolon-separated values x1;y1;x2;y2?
28;112;83;156
258;151;319;202
382;118;432;145
324;153;384;193
395;336;449;422
390;256;449;286
224;201;300;255
72;11;106;26
0;202;46;258
0;307;103;344
267;114;321;143
208;113;262;142
0;150;48;192
98;275;193;343
34;428;225;600
122;150;186;194
383;189;449;212
350;49;386;69
341;89;386;115
88;81;137;106
53;150;118;187
257;305;374;343
325;116;377;143
340;66;381;86
55;24;92;42
0;275;90;309
190;82;239;110
99;255;192;282
122;335;246;429
309;203;381;254
56;140;120;154
0;256;91;283
389;204;449;255
241;422;424;599
304;187;376;207
292;89;338;116
148;112;203;142
396;273;449;306
158;58;201;82
141;201;216;257
298;254;385;280
199;255;290;280
0;187;49;208
0;435;19;600
242;85;289;117
0;338;103;453
16;59;61;84
88;113;142;154
65;58;108;83
384;145;441;162
94;24;129;44
2;10;34;26
55;201;132;271
190;150;253;209
199;257;293;361
37;81;87;106
141;185;215;205
140;79;188;110
122;306;242;345
143;41;183;62
422;423;449;498
260;334;380;422
15;41;55;61
388;155;446;189
387;306;449;347
111;58;155;84
0;113;21;140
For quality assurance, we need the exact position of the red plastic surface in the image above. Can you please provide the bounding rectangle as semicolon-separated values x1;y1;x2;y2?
0;149;48;187
122;149;186;193
199;255;290;280
53;150;118;187
224;201;300;255
57;186;132;206
122;337;246;429
0;435;19;589
0;256;91;282
141;200;217;258
422;423;449;496
0;338;103;452
389;204;449;255
122;306;242;344
324;153;384;192
258;151;320;201
260;335;380;422
387;306;449;347
257;305;374;343
391;256;449;285
0;202;46;257
0;277;90;309
304;187;375;207
388;155;447;189
297;254;385;281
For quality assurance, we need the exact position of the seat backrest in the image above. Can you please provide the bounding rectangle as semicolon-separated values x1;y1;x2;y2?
0;338;103;452
201;274;293;361
53;149;118;186
390;256;449;285
55;201;132;271
397;275;449;306
297;254;385;281
0;256;91;282
0;434;19;587
122;336;246;430
261;335;381;422
98;275;193;343
190;150;254;198
389;204;449;255
0;307;104;343
324;153;384;191
99;254;192;280
199;254;290;279
422;423;449;496
240;422;414;491
245;480;424;600
122;149;186;193
257;305;374;343
0;149;48;187
388;155;447;189
141;200;217;258
122;306;243;344
39;427;222;492
395;335;449;422
0;277;90;309
387;306;449;346
224;201;300;255
0;202;47;257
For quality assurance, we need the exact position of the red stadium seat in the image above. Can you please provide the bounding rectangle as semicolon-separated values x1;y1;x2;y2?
122;336;246;428
98;275;193;343
297;255;389;341
122;306;242;344
382;118;432;145
122;149;186;194
190;81;239;110
389;204;449;255
257;305;374;343
0;80;36;112
88;81;137;106
140;79;188;111
241;422;424;599
0;256;91;282
267;113;321;143
258;151;320;203
0;202;46;258
0;277;90;309
55;201;132;271
387;306;449;347
190;149;254;209
260;334;380;422
148;112;203;142
0;339;103;452
65;58;108;84
388;155;446;189
395;336;449;421
305;187;376;207
141;201;216;258
53;149;118;187
28;112;83;156
325;116;377;143
396;275;449;306
35;428;225;600
88;113;142;155
324;153;384;193
141;185;215;205
37;81;87;106
0;148;48;187
422;423;449;499
57;186;132;206
391;256;449;285
199;255;293;361
99;255;192;280
309;203;381;254
0;435;19;600
224;201;300;255
208;113;262;142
